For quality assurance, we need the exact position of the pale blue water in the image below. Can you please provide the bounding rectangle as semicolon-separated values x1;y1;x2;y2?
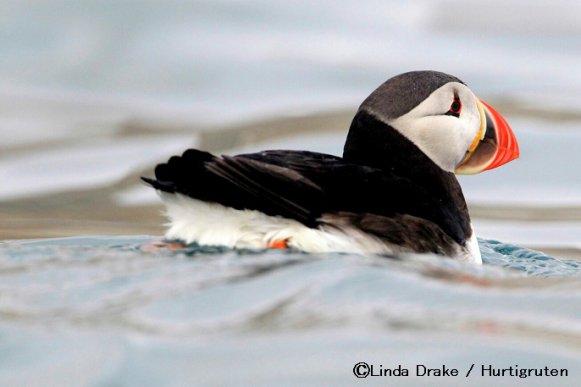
3;0;581;216
1;1;581;385
1;237;579;386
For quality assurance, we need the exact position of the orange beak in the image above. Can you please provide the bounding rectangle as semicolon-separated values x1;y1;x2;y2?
455;99;519;174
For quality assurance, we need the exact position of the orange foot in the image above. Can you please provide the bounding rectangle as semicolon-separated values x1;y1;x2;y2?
268;239;289;249
141;240;186;252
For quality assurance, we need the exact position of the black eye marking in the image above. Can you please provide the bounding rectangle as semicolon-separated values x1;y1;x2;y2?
446;95;462;118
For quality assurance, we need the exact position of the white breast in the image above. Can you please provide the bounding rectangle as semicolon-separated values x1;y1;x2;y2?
462;229;482;264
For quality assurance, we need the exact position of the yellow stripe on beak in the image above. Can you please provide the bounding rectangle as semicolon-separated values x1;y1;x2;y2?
456;99;486;170
469;99;487;153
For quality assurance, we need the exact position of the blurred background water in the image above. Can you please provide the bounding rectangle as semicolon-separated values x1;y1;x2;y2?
1;0;581;385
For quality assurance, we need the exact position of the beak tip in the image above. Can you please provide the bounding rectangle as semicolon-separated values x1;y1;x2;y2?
456;99;520;174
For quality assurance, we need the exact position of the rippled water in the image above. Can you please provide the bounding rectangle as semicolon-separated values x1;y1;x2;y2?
2;1;581;385
1;237;579;385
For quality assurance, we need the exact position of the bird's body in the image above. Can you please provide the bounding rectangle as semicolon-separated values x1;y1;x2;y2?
143;71;519;264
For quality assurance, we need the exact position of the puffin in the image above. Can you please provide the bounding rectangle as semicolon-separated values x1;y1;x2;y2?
142;71;519;264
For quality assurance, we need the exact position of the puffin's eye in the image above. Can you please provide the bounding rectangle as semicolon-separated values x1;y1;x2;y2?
446;95;462;118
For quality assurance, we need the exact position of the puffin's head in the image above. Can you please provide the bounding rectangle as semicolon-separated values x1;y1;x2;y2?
359;70;519;174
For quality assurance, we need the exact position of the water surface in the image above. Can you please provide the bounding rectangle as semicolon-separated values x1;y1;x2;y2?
1;237;579;386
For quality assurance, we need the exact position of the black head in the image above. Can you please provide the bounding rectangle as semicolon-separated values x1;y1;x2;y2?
344;70;490;173
359;70;465;119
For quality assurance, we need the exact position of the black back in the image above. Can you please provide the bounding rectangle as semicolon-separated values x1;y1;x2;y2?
143;111;471;251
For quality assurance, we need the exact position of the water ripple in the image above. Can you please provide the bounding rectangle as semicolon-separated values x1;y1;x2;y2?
1;236;580;385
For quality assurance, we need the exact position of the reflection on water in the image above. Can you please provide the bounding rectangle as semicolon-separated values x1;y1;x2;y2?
0;236;580;385
1;1;581;384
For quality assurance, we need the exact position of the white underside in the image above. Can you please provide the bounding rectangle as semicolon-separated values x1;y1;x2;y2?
160;193;482;264
464;231;482;264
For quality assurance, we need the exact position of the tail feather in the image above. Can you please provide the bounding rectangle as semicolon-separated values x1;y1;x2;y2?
140;176;175;193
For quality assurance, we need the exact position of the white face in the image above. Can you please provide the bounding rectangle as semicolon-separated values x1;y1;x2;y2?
387;82;481;172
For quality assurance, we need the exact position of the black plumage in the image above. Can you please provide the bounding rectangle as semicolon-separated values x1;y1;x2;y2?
142;109;471;255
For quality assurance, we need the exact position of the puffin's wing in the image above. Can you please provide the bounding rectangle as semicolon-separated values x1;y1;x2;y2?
235;150;468;247
142;149;452;237
142;149;330;225
321;212;459;256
